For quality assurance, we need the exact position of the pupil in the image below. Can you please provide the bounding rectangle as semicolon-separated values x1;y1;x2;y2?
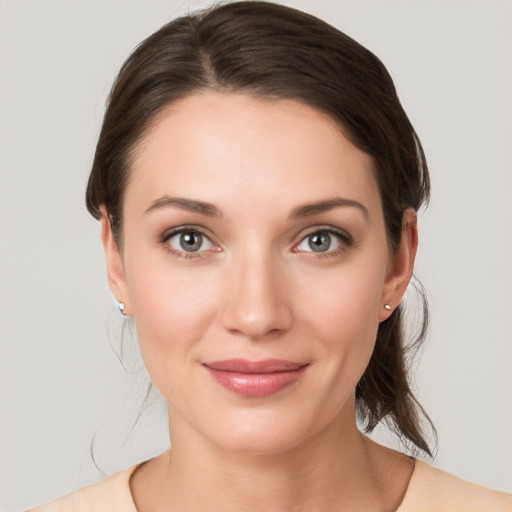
180;232;202;252
309;232;331;252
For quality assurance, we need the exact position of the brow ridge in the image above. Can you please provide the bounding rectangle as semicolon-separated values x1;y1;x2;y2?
289;197;369;219
145;196;221;217
145;195;367;220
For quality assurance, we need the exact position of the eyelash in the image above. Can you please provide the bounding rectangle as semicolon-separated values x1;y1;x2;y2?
160;225;217;260
160;225;353;260
292;226;353;259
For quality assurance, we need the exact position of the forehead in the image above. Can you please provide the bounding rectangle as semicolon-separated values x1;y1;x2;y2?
126;92;381;218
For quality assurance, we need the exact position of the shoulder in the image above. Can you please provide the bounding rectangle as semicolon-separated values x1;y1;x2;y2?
398;459;512;511
27;465;138;512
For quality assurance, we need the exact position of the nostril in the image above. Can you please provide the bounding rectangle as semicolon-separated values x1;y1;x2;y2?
220;258;294;339
221;300;293;340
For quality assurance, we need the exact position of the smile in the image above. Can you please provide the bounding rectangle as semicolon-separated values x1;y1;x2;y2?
202;359;310;398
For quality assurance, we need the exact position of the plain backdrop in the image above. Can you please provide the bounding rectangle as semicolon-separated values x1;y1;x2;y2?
1;0;511;510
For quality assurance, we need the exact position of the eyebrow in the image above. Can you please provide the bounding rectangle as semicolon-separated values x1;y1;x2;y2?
144;195;368;220
289;197;369;220
145;196;222;217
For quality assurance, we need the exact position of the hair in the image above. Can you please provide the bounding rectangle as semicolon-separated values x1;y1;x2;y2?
86;1;435;456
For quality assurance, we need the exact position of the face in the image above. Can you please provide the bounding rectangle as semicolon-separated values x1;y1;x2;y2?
102;92;415;454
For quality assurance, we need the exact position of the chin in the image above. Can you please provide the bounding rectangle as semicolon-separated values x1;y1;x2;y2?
212;425;308;456
196;404;339;457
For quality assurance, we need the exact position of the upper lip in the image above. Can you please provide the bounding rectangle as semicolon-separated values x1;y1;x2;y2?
202;359;308;374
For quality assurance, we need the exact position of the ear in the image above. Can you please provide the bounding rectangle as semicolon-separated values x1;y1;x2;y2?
99;206;131;316
378;209;418;322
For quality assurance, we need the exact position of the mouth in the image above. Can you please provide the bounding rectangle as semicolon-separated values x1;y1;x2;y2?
202;359;310;398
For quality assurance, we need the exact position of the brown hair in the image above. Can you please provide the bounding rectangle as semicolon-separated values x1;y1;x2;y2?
87;1;435;456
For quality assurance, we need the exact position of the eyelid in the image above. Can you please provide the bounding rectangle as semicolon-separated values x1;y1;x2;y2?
291;225;353;254
160;225;221;258
161;224;209;241
159;224;352;259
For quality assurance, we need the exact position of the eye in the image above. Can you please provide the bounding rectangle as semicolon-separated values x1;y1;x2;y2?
294;229;349;254
166;229;214;254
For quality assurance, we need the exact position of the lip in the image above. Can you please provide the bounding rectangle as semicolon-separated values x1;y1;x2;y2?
202;359;309;398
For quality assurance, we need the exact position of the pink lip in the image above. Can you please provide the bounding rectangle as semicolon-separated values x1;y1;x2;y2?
202;359;309;398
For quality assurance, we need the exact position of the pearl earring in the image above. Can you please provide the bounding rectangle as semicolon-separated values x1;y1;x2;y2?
384;304;392;311
117;302;126;316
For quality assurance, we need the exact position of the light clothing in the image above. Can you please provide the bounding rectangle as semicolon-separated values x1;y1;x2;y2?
29;459;512;511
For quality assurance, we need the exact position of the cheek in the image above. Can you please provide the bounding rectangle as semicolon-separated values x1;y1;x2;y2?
125;258;221;389
297;262;386;378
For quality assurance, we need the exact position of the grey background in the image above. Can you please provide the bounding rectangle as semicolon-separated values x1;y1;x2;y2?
1;0;511;510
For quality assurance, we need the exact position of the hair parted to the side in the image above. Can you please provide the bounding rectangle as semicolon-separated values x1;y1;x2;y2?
86;1;435;456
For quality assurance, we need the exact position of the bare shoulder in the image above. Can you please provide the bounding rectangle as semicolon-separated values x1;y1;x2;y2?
398;460;512;511
27;465;138;512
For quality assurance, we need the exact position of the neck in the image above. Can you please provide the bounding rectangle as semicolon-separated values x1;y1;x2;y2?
130;405;413;512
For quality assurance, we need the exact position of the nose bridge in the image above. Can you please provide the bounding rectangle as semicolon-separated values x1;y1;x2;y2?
221;243;292;339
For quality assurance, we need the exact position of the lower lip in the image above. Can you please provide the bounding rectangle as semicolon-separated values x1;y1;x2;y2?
204;366;308;398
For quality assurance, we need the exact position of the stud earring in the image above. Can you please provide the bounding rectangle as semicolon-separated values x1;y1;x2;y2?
384;304;392;311
117;302;126;316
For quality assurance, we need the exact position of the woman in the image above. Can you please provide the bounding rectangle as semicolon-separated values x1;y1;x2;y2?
27;1;512;510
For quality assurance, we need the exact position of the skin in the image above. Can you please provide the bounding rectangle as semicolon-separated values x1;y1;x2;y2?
101;92;417;511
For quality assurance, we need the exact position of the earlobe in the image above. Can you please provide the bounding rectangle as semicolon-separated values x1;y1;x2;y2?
379;209;418;321
100;206;131;316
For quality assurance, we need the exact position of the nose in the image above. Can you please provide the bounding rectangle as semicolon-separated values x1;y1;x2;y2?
220;250;293;340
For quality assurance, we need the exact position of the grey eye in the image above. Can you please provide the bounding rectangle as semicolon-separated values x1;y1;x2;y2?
180;231;203;252
295;230;344;254
307;232;332;252
167;230;213;253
